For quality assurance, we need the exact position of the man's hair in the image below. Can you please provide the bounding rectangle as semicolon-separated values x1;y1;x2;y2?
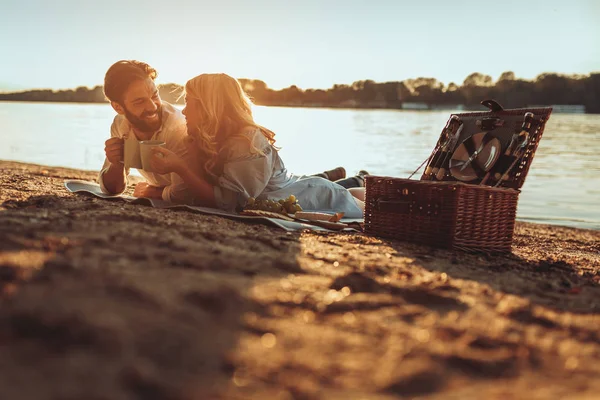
103;60;157;103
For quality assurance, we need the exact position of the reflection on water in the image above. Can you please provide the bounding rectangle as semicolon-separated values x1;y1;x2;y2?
1;101;599;230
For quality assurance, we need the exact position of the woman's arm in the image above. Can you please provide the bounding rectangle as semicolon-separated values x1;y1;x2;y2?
149;146;217;207
176;164;216;207
149;129;273;210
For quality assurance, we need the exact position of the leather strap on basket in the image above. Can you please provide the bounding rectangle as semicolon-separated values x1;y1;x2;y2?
461;134;496;178
376;198;440;216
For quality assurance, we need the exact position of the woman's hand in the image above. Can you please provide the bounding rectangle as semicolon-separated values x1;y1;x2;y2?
150;147;185;175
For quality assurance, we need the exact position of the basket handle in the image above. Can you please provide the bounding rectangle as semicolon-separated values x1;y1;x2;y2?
481;99;504;112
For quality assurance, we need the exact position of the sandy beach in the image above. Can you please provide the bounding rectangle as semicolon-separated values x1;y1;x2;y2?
0;159;599;400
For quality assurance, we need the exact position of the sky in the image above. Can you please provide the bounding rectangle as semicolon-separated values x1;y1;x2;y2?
1;0;599;91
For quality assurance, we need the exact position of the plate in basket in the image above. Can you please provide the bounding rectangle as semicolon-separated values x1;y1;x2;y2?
449;132;501;182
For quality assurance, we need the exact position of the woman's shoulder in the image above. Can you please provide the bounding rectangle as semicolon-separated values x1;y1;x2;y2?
225;127;271;152
240;126;269;145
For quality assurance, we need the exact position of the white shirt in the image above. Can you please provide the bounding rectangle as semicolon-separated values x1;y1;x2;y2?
98;102;189;203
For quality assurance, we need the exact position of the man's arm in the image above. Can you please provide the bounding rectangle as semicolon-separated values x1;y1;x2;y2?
100;161;127;194
99;129;128;194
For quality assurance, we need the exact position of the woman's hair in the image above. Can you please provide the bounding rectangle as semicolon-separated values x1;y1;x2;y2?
184;73;276;181
104;60;157;104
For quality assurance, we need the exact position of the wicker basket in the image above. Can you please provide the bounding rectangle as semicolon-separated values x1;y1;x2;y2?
364;178;519;252
364;103;552;253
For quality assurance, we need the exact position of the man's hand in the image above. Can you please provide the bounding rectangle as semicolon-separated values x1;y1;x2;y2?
105;137;125;165
133;182;164;199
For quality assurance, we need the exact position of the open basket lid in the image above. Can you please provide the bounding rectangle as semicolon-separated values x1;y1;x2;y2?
420;100;553;190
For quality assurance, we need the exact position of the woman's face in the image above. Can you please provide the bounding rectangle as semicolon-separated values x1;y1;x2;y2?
182;97;207;159
182;97;203;134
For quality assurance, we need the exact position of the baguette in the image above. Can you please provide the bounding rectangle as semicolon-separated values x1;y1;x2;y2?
294;211;344;222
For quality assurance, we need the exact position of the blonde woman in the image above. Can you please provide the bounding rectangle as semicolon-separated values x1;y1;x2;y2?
149;73;365;218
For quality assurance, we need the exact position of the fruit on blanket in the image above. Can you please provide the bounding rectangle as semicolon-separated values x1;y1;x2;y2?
244;195;303;215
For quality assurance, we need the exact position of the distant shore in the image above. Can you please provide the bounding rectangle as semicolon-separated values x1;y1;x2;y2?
2;71;599;113
1;159;600;399
0;97;467;112
0;98;594;115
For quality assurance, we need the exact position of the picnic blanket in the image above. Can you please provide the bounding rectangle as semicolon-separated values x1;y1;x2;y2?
64;180;363;232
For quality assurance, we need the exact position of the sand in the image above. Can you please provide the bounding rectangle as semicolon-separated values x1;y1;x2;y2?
0;160;599;400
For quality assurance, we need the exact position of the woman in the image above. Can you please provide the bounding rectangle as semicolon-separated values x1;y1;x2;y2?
150;73;365;218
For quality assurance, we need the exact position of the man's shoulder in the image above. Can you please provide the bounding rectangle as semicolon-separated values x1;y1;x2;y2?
110;114;130;137
162;102;185;123
161;102;187;140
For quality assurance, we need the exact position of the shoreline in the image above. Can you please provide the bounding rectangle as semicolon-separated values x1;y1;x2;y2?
1;160;599;399
2;159;597;232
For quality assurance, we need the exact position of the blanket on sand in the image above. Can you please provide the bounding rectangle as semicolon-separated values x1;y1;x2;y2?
64;180;363;232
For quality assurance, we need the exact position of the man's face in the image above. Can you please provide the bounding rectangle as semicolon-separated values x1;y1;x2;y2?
119;78;163;133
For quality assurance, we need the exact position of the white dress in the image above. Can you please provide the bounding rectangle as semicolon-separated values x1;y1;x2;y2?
212;129;363;218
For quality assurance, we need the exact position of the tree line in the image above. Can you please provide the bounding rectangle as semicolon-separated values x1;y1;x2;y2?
1;71;599;113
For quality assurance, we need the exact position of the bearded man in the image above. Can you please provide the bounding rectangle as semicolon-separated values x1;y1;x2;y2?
99;60;189;202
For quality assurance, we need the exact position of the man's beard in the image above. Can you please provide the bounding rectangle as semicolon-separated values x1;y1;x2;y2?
124;104;163;133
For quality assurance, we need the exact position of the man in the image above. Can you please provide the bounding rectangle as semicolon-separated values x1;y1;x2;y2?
99;60;189;203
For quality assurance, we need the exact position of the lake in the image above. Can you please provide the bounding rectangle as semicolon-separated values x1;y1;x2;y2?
1;101;598;230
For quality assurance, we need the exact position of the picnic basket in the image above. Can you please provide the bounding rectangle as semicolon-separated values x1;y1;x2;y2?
364;100;553;252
